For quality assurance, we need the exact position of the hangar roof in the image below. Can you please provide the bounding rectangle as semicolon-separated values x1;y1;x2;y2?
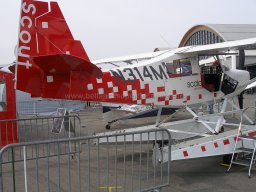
179;24;256;47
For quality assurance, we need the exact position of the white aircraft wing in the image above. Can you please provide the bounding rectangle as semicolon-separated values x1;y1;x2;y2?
246;81;256;90
176;37;256;55
0;63;14;73
93;50;169;64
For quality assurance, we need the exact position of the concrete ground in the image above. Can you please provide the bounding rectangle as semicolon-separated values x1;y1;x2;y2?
76;94;256;192
166;156;256;192
1;94;256;192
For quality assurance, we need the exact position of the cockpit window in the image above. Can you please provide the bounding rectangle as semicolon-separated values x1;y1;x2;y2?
180;58;192;75
218;57;231;72
199;55;230;72
166;58;192;78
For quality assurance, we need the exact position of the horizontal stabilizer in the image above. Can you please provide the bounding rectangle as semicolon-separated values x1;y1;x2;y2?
32;54;102;77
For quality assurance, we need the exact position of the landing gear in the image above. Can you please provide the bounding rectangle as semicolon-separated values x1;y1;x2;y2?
105;124;111;130
219;126;224;133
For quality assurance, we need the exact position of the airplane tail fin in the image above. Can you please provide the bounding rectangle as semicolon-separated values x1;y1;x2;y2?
16;0;102;98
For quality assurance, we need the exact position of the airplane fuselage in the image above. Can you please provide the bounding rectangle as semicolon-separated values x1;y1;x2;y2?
65;49;225;107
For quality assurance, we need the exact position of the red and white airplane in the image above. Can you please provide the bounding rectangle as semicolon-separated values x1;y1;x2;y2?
16;0;256;122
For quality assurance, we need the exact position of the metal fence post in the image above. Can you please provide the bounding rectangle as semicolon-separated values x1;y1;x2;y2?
255;101;256;123
0;150;3;192
23;146;28;192
11;147;16;192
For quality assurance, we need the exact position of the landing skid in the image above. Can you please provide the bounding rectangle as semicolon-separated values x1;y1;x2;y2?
94;99;256;163
104;107;176;129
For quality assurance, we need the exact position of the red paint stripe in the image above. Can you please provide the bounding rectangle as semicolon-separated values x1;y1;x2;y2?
157;86;165;92
158;96;165;102
248;131;256;137
201;146;206;152
186;96;191;101
214;142;218;148
223;139;230;145
148;93;154;98
144;84;149;90
176;94;184;99
234;137;241;142
183;151;188;157
169;95;173;100
172;90;177;95
165;100;169;106
214;92;217;97
108;87;113;93
198;94;202;99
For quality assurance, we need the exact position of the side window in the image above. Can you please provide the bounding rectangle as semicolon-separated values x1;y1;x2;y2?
180;58;192;76
166;58;192;78
165;62;174;74
0;78;6;112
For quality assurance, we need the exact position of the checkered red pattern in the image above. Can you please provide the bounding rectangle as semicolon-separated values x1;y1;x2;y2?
81;72;154;104
73;71;197;106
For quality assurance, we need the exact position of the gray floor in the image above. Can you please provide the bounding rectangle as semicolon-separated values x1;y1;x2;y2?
2;94;256;192
166;156;256;192
77;94;256;192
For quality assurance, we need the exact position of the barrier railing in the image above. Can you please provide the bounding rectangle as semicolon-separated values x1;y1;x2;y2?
0;115;81;163
0;128;171;192
16;101;86;116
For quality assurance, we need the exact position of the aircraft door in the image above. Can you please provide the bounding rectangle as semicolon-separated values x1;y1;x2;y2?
200;60;223;92
163;57;195;105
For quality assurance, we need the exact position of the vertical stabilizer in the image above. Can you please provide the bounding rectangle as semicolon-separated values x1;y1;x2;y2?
16;0;102;98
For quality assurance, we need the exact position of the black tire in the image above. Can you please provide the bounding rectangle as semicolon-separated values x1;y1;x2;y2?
106;124;111;130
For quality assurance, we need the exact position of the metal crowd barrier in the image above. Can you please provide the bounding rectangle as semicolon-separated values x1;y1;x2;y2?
0;129;171;192
0;115;81;163
16;100;86;116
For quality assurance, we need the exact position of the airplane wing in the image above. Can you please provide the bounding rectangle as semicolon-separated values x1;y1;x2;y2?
176;37;256;55
246;81;256;90
1;64;13;73
93;50;169;64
